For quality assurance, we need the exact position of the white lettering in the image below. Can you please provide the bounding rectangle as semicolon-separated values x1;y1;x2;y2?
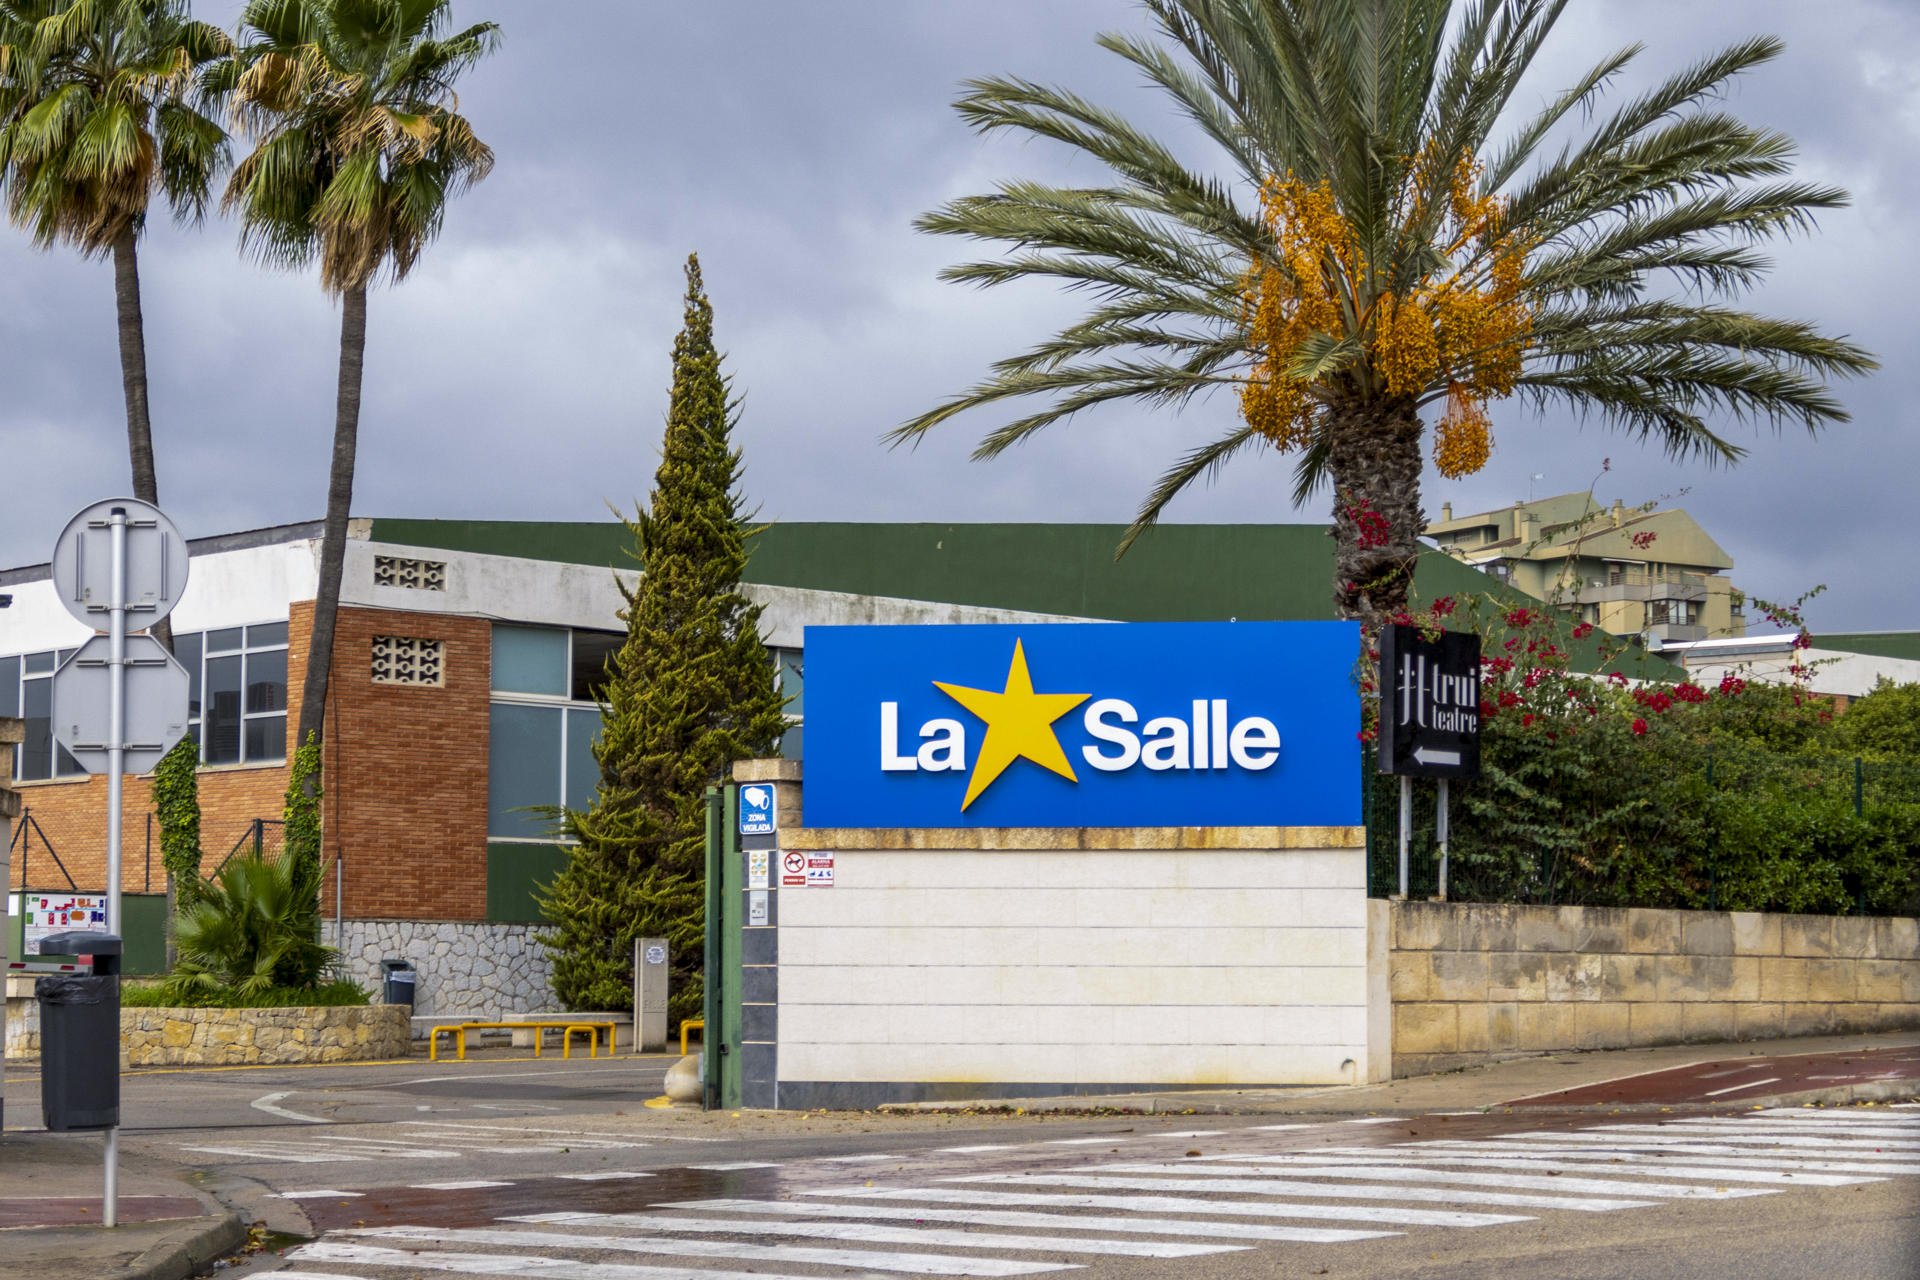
917;718;966;771
1081;699;1140;771
1140;716;1190;771
880;702;917;771
1211;699;1229;770
1191;700;1209;769
1229;717;1281;769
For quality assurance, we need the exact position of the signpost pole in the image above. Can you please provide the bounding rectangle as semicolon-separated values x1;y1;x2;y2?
1397;775;1411;899
1436;778;1450;903
103;506;127;1229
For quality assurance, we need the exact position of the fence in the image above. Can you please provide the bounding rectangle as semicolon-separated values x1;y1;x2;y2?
1365;746;1920;915
6;806;285;895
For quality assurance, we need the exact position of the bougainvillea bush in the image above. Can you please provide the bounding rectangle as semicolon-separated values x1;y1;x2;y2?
1365;596;1920;915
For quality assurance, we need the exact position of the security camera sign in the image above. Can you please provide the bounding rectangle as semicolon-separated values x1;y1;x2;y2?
739;784;777;835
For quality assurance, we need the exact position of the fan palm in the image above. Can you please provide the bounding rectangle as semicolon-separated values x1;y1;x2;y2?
894;0;1875;628
0;0;228;554
164;850;336;999
218;0;497;749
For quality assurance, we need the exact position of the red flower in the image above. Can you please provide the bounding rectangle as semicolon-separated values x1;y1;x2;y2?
1431;596;1456;617
1521;713;1536;727
1607;671;1628;687
1646;691;1674;713
1632;718;1648;736
1571;621;1594;640
1497;690;1522;708
1674;682;1707;704
1483;656;1514;675
1523;667;1546;689
1479;698;1498;718
1717;673;1747;696
1505;608;1534;628
1504;637;1521;652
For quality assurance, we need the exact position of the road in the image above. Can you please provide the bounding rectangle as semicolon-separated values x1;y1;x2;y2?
7;1052;1919;1278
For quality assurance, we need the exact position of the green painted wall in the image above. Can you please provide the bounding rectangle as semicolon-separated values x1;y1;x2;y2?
1823;633;1920;663
8;893;165;976
485;843;568;923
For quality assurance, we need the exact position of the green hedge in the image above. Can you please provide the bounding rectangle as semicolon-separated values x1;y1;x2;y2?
120;978;370;1009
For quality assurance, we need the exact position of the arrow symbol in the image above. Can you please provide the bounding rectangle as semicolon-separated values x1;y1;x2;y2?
1412;746;1461;766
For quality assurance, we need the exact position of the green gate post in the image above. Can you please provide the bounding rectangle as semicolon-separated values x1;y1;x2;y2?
700;785;746;1110
702;788;722;1110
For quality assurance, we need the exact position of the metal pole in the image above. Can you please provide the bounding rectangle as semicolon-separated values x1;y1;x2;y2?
1397;775;1411;899
335;851;344;952
105;506;127;1230
1436;778;1450;903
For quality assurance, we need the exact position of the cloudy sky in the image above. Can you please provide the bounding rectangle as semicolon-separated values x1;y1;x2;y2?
1;1;1912;632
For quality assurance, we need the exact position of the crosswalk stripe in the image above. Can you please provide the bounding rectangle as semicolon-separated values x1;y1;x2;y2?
1044;1138;1115;1146
1409;1140;1920;1176
813;1184;1536;1226
553;1172;654;1181
273;1189;363;1200
1208;1152;1875;1186
290;1240;822;1279
1504;1130;1920;1154
497;1210;1245;1258
1620;1119;1920;1139
397;1121;659;1147
952;1169;1652;1214
410;1180;514;1191
307;1136;465;1157
941;1145;1022;1153
650;1196;1397;1244
686;1162;780;1171
1044;1165;1773;1200
344;1224;1078;1276
182;1145;358;1164
1758;1107;1920;1119
1578;1124;1920;1148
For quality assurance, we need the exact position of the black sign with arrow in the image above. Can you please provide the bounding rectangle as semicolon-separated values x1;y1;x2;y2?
1377;623;1481;780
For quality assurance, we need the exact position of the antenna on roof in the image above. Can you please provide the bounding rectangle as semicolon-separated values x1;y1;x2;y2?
1526;473;1545;502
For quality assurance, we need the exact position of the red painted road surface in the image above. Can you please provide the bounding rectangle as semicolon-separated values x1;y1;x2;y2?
0;1195;203;1229
1504;1044;1920;1107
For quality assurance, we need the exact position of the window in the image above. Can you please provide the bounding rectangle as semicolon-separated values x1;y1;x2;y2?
773;646;803;758
371;635;445;686
3;623;288;777
3;649;85;780
180;622;289;765
373;555;447;590
486;626;614;841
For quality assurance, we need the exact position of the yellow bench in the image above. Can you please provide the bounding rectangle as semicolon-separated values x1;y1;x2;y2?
428;1020;616;1062
680;1018;704;1056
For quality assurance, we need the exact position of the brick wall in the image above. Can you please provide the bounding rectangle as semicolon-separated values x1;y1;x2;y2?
321;603;490;921
1389;901;1920;1077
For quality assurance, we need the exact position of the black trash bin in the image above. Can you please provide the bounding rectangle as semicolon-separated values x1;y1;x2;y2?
380;958;417;1007
36;930;122;1132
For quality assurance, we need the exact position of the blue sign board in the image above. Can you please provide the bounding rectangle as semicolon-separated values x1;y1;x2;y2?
802;622;1360;829
739;783;777;835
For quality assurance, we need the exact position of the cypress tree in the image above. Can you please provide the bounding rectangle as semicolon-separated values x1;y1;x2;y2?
541;254;788;1020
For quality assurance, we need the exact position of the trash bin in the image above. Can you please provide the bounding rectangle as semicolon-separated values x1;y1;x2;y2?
380;958;417;1007
36;930;122;1132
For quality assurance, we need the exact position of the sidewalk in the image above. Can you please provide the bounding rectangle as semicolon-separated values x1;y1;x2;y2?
0;1125;244;1280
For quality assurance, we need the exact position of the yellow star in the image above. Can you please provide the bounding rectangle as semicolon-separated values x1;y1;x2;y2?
934;638;1091;811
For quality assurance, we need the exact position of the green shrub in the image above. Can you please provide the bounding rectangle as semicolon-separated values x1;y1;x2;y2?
165;851;337;1002
122;978;369;1009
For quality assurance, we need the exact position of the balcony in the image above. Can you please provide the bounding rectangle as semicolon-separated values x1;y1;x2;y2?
1572;567;1709;606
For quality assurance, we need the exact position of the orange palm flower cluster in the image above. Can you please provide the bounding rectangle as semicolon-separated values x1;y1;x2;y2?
1239;148;1534;479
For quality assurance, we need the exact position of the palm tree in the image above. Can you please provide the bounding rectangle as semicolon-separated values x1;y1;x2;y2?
0;0;229;586
894;0;1874;629
219;0;497;750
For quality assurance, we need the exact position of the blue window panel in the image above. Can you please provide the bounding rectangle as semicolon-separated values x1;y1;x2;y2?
489;703;562;839
246;621;289;647
204;655;243;765
245;649;288;714
492;626;568;696
0;656;17;720
776;648;804;716
565;707;603;814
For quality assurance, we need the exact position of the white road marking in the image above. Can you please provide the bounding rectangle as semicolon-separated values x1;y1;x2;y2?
1065;1164;1772;1200
250;1091;328;1124
686;1161;781;1171
182;1145;358;1164
476;1103;565;1112
1249;1123;1317;1131
1344;1117;1404;1125
1703;1077;1783;1097
650;1197;1396;1244
398;1122;655;1149
409;1180;514;1190
819;1183;1533;1226
1410;1140;1920;1176
500;1210;1243;1258
291;1240;824;1278
273;1189;363;1199
1510;1129;1920;1153
1656;1118;1920;1138
814;1153;896;1162
940;1145;1021;1153
344;1224;1077;1275
1043;1138;1115;1146
958;1170;1662;1213
1231;1152;1875;1186
1148;1130;1226;1138
553;1172;655;1181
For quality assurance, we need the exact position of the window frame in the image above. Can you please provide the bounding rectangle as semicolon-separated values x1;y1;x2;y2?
486;625;616;844
181;621;291;767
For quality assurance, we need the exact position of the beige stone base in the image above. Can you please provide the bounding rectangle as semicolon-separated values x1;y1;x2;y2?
9;1004;413;1066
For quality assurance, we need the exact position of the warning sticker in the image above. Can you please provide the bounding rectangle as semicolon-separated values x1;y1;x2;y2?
779;850;807;887
805;852;835;888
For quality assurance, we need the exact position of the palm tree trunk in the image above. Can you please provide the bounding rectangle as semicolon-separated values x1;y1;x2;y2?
295;284;368;762
1327;395;1425;631
110;228;173;652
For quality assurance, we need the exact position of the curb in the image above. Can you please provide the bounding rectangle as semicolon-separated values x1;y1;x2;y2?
111;1212;247;1280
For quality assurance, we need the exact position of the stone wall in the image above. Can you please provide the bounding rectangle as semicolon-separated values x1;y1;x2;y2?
8;1003;409;1065
1389;901;1920;1077
338;919;553;1018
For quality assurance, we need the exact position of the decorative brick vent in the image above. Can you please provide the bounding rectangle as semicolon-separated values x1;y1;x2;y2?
371;635;445;687
373;554;447;591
